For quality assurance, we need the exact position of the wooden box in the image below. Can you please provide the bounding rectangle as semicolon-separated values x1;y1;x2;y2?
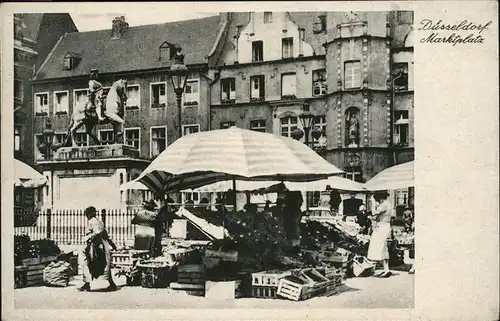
251;270;291;287
14;266;27;289
205;280;242;300
204;249;238;262
170;282;205;296
19;255;58;288
177;264;205;284
252;285;278;299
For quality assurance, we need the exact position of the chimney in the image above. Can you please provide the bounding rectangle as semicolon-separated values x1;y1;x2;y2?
111;16;129;39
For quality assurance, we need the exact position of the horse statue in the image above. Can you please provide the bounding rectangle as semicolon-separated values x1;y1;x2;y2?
63;79;128;147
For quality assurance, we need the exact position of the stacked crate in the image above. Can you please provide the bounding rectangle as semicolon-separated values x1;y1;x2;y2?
251;270;291;299
111;250;150;285
16;255;58;288
170;264;206;296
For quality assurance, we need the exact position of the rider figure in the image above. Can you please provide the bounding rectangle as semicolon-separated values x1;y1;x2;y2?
88;69;105;121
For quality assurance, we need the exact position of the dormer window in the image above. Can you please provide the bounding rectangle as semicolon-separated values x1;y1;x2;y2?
159;41;175;61
63;52;81;70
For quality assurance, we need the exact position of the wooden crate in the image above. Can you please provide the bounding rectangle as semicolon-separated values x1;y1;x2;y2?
14;266;27;289
18;256;58;288
111;250;150;266
277;277;308;301
177;264;206;284
204;249;238;262
170;282;205;296
251;270;291;287
205;280;242;300
252;285;278;299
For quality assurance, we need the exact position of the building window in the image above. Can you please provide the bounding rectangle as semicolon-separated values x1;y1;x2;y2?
252;41;263;62
74;89;89;111
281;73;296;99
393;63;409;91
14;126;21;152
151;127;167;158
250;75;265;101
54;133;66;146
54;91;69;114
182;192;200;204
345;167;362;182
184;79;199;106
395;188;409;206
344;61;361;89
397;11;414;25
280;116;298;137
99;129;115;145
125;128;140;150
34;93;49;115
14;79;23;102
150;82;167;108
282;38;294;59
220;121;235;129
250;119;266;132
221;78;236;104
394;110;409;147
313;15;327;33
126;85;140;110
312;69;327;96
74;132;88;147
264;12;273;23
182;124;200;136
313;115;327;146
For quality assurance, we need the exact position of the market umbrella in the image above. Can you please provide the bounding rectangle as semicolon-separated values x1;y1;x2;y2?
285;176;366;192
119;180;149;191
189;176;364;193
14;159;47;188
136;126;344;195
363;160;414;191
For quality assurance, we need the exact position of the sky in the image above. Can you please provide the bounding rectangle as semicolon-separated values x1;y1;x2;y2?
71;11;218;32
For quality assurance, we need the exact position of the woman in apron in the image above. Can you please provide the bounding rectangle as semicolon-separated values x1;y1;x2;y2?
367;191;393;278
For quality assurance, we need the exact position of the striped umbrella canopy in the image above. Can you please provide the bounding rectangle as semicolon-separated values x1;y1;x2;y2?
364;160;414;191
14;159;47;188
137;126;344;195
189;175;365;193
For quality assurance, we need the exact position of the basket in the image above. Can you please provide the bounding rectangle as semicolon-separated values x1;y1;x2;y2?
137;261;172;288
352;256;375;277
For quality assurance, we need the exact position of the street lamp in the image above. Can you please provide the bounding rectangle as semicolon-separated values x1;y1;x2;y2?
170;46;188;140
298;102;314;147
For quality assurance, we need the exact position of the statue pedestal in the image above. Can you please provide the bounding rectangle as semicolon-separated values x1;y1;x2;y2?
52;144;140;161
37;144;150;210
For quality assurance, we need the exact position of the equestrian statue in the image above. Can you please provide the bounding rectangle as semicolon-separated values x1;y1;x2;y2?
63;69;128;147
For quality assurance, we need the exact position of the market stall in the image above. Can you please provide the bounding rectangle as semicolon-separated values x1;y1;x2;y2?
14;159;47;226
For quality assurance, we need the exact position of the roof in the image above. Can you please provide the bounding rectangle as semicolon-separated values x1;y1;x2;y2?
34;15;222;80
215;12;327;66
17;13;44;43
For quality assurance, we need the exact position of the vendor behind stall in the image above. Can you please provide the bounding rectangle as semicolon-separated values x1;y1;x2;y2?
283;191;303;248
342;192;363;217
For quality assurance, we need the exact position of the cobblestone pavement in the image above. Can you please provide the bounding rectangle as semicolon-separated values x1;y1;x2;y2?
14;269;414;309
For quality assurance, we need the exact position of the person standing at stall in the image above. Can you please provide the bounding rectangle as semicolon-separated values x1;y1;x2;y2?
367;191;393;278
78;206;117;292
131;200;163;257
403;205;414;233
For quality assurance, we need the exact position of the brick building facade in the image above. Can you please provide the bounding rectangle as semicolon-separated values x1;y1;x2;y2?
29;11;414;209
14;13;78;165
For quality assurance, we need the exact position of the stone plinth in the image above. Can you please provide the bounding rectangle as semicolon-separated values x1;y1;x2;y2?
53;144;140;161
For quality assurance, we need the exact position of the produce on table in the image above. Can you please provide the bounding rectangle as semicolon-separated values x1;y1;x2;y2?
14;235;61;265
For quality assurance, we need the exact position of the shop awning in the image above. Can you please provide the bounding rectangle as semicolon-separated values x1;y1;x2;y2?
364;160;414;191
14;159;47;188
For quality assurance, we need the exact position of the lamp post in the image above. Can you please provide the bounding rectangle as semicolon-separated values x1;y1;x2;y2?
170;46;188;141
298;102;315;147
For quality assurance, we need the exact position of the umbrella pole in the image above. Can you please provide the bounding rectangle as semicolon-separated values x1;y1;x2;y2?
231;178;237;237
